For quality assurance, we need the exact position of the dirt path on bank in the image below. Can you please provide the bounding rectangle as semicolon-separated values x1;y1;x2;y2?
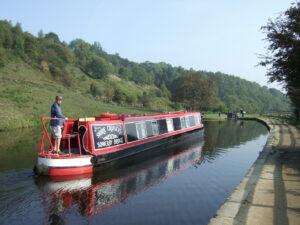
209;118;300;225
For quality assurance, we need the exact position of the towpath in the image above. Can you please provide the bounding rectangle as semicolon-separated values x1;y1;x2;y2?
208;118;300;225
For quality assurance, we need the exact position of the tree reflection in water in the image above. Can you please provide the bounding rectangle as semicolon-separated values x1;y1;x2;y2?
199;120;268;164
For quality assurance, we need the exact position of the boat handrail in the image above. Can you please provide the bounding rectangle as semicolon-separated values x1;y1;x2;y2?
40;117;81;156
41;117;55;153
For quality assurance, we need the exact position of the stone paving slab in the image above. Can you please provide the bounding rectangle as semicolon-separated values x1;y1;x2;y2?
208;118;300;225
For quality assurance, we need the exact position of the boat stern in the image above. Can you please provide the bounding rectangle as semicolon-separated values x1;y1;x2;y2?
35;155;93;177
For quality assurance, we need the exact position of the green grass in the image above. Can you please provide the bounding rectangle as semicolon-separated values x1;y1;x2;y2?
243;114;260;118
202;113;227;119
240;112;300;129
0;61;170;130
202;113;265;120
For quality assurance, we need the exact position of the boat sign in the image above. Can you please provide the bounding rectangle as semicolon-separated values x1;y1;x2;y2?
92;124;125;150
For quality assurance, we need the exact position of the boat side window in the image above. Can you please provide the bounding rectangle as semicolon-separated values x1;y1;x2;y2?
166;118;174;132
189;115;196;127
126;123;138;142
146;121;153;137
194;115;198;125
158;119;168;134
151;121;159;136
195;115;200;125
185;116;190;128
136;122;147;139
180;117;186;129
173;117;181;130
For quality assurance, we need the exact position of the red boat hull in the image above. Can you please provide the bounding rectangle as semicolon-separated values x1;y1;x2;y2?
48;166;93;176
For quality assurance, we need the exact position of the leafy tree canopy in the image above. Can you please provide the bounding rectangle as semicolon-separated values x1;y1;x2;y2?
174;72;217;111
260;1;300;119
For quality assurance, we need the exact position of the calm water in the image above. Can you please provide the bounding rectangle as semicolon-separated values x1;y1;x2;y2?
0;120;268;225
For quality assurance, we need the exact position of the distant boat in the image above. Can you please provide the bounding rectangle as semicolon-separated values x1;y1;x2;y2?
35;111;204;178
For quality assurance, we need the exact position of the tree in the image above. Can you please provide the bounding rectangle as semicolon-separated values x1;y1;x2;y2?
113;89;124;104
259;2;300;120
44;32;60;43
87;54;109;79
90;41;105;58
69;39;91;68
119;66;132;80
37;29;44;38
160;82;171;98
174;72;217;110
213;100;228;112
1;21;13;49
23;32;38;61
12;23;24;56
131;65;148;84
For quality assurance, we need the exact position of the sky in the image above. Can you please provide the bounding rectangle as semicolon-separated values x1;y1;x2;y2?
0;0;295;90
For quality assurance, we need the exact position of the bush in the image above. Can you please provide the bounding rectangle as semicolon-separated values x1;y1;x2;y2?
138;92;153;108
104;88;114;103
0;47;5;67
113;89;125;104
90;83;102;98
125;94;136;105
61;70;72;87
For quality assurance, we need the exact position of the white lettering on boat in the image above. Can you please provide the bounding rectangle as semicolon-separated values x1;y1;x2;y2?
103;134;118;140
92;124;125;149
96;128;106;138
97;140;113;148
114;138;124;145
107;125;122;134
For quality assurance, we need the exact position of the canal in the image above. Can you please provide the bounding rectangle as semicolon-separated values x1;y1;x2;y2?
0;120;268;225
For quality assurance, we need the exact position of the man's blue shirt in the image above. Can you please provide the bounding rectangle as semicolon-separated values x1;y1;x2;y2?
50;102;65;126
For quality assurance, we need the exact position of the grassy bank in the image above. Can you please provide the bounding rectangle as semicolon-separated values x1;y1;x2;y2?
202;113;227;120
239;113;300;129
202;113;264;120
0;61;169;131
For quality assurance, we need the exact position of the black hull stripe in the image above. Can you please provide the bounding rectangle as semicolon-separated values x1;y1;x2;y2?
92;127;204;165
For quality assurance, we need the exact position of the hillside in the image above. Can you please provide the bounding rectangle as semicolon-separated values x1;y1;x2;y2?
0;20;292;130
203;71;291;113
0;61;171;130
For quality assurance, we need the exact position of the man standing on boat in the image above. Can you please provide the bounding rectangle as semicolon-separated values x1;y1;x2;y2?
51;96;67;154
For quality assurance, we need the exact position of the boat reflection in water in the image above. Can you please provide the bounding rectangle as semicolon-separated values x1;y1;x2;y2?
36;129;204;221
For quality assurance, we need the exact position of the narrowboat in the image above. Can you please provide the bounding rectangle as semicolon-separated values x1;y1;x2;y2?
35;111;204;178
36;135;204;216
